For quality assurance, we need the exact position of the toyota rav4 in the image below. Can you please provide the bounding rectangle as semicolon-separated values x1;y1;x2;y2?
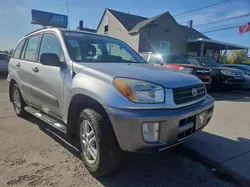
8;28;214;177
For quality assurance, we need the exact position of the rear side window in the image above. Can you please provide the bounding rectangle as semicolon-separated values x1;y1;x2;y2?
24;35;41;62
13;39;26;59
39;33;64;62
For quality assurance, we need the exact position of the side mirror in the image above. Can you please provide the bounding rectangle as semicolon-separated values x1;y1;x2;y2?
40;53;61;67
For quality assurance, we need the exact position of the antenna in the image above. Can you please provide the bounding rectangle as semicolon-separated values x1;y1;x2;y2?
67;0;70;29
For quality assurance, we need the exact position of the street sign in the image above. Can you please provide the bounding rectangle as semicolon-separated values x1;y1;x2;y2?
31;9;68;28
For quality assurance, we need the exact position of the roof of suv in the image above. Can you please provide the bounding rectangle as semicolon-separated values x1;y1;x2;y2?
24;27;118;41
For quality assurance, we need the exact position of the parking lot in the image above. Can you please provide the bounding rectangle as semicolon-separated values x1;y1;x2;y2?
0;76;249;187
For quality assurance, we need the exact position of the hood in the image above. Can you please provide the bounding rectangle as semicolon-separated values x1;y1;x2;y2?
78;63;201;88
169;63;210;69
209;66;243;73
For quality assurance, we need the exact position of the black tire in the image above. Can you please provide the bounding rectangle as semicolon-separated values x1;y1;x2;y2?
11;84;27;117
77;108;122;177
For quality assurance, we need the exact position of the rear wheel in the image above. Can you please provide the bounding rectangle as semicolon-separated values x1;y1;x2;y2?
11;84;27;117
78;108;122;177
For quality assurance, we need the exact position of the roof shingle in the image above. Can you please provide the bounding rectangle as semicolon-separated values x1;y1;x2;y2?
107;9;209;40
107;9;147;31
179;25;210;39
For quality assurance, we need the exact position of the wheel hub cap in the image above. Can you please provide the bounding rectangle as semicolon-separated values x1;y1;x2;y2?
13;89;21;114
80;120;97;165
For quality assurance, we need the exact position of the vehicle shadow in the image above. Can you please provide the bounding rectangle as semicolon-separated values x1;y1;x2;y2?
24;115;249;186
209;90;250;102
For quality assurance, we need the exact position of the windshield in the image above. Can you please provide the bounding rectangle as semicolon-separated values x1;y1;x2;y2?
197;58;220;67
185;57;200;65
62;31;145;63
162;55;187;64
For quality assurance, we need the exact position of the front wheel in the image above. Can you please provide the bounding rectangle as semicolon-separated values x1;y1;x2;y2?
78;108;122;177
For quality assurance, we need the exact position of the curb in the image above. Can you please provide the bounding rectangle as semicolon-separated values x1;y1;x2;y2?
174;144;250;187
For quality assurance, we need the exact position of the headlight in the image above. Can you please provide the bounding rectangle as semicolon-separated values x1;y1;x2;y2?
179;67;193;74
221;70;233;76
114;78;165;103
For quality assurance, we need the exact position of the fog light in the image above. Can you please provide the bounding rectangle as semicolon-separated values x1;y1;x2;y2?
142;122;159;142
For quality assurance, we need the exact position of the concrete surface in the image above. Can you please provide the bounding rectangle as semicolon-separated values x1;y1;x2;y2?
0;76;238;187
185;90;250;186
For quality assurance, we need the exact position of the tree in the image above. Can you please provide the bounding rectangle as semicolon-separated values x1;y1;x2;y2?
9;49;14;55
231;50;245;64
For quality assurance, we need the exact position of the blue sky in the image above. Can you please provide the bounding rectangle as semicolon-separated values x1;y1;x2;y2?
0;0;249;55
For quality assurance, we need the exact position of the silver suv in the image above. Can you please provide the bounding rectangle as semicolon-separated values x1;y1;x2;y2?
8;28;214;176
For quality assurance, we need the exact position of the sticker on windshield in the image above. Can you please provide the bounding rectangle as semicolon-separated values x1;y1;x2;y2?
68;40;80;48
64;32;84;37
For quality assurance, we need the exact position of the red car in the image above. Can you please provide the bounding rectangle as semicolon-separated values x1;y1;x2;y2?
140;53;212;89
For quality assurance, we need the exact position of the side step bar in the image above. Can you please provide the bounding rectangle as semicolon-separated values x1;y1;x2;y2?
24;106;66;133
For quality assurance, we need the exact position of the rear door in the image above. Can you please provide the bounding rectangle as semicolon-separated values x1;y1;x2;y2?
9;38;33;101
19;34;42;104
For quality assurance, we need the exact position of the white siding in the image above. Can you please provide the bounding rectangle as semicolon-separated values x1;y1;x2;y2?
97;10;139;52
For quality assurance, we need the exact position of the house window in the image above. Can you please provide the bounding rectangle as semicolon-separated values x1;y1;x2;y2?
159;41;170;54
104;16;109;33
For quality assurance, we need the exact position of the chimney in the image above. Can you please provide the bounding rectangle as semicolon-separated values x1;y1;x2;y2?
187;20;193;28
79;20;84;30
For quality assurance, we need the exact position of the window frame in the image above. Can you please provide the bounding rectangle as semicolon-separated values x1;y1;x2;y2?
38;31;65;64
20;39;28;60
159;41;170;53
23;34;42;63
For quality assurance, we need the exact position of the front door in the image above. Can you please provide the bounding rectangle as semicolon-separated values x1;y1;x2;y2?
30;33;66;118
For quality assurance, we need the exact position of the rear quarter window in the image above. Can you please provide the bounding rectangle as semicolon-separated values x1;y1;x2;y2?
13;39;26;59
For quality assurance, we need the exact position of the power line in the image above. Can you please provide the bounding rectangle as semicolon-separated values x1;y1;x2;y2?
196;12;250;27
174;0;234;17
202;25;241;33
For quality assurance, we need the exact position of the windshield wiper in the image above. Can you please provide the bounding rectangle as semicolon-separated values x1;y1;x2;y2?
124;60;141;63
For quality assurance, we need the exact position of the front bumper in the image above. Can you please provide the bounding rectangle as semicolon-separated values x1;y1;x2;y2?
105;96;214;153
219;74;245;87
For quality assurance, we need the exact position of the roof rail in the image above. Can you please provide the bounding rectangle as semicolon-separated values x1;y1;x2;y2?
25;27;48;37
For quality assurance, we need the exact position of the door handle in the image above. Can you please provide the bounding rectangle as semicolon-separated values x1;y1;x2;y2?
32;67;39;73
16;63;20;67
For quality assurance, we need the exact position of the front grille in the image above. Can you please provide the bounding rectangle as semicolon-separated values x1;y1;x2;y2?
173;83;206;105
195;69;210;76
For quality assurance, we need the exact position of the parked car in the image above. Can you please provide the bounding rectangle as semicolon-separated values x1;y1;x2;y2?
222;64;250;89
8;28;214;177
0;53;8;75
140;53;212;89
185;57;245;90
